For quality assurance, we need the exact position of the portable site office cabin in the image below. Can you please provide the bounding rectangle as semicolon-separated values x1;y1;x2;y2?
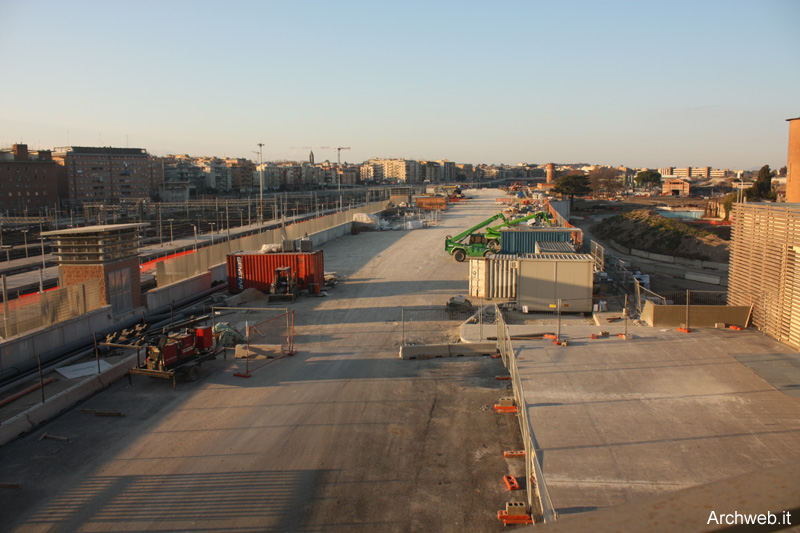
517;253;594;313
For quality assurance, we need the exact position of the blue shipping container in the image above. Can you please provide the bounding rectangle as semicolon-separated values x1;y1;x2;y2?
499;229;573;254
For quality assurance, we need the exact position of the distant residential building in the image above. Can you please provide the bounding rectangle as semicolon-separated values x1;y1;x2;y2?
436;160;455;182
226;158;256;192
162;155;203;197
662;178;690;196
0;144;65;214
455;163;474;181
421;161;442;182
659;166;727;181
53;146;154;206
359;162;383;183
196;157;232;192
369;158;421;183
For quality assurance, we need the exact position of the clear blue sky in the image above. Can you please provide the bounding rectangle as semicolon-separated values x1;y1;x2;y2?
1;0;798;170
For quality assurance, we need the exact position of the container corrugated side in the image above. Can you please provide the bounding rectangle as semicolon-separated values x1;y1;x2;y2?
500;229;573;254
469;256;518;299
226;251;324;294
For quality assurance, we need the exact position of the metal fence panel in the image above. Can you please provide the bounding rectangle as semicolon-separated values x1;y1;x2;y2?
1;279;103;339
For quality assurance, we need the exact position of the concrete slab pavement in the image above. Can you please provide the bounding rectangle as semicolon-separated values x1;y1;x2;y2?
464;319;800;517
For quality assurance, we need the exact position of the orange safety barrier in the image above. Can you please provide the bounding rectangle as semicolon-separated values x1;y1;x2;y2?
497;511;534;525
503;450;525;458
677;328;691;333
503;475;521;491
494;405;519;413
495;375;511;381
729;325;743;331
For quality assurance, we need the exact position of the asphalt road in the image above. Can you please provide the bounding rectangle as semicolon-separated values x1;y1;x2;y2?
1;189;525;532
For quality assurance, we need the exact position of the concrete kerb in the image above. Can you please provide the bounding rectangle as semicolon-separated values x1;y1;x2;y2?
0;352;140;447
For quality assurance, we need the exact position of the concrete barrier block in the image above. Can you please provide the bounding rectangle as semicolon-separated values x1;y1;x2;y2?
648;252;675;264
685;271;721;285
0;412;35;446
609;239;630;255
702;261;729;271
449;343;498;357
675;257;704;268
630;248;649;259
399;344;451;360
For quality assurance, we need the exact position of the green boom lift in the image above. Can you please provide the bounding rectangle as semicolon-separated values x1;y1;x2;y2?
444;212;508;262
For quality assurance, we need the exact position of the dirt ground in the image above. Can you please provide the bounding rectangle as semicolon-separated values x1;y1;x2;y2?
571;196;731;264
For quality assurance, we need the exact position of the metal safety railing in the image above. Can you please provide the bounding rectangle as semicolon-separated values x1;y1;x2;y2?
495;304;557;524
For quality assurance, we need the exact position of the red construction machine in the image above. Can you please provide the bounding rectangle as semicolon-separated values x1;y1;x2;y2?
129;326;218;386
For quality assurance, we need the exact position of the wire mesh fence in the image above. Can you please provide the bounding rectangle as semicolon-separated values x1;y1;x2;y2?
401;302;486;345
246;310;295;359
0;279;103;340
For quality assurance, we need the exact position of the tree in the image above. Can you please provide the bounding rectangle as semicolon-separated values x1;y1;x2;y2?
634;170;662;190
554;174;591;208
744;165;776;201
588;167;623;196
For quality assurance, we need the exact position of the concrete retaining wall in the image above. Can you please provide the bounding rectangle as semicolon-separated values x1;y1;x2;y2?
606;239;728;285
641;302;750;328
399;342;498;360
146;271;213;311
0;306;114;373
0;351;138;446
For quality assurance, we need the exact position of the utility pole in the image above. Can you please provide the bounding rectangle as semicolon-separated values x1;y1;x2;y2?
257;143;265;224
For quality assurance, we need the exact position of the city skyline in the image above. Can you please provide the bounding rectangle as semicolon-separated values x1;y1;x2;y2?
1;0;798;169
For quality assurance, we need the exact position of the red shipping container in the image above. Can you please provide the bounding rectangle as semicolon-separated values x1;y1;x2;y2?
226;251;324;295
414;196;448;211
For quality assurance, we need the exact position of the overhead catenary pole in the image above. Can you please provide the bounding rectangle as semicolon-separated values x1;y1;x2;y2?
258;143;265;224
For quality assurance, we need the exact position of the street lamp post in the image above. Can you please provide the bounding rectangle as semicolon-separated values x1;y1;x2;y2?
192;225;198;251
39;223;46;273
210;223;215;246
21;229;28;259
168;219;174;245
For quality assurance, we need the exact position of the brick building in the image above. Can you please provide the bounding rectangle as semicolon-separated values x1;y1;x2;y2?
0;144;65;214
662;178;690;196
53;146;157;206
42;223;146;314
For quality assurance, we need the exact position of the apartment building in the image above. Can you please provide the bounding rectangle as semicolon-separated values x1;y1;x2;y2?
455;163;474;181
421;161;442;182
436;160;455;182
0;144;65;214
53;146;154;205
369;158;421;183
226;158;256;191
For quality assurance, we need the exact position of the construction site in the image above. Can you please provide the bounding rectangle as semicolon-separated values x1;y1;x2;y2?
1;183;799;531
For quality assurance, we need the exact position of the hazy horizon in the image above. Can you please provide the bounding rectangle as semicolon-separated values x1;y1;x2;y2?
1;0;798;170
